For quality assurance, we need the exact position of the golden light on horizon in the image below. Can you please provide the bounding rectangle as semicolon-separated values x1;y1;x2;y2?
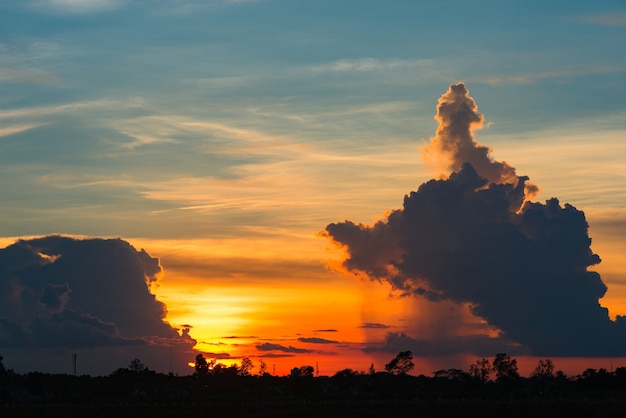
140;235;376;372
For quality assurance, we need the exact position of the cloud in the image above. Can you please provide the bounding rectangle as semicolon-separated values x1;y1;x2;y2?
0;39;65;85
0;68;59;85
582;12;626;27
313;329;338;333
28;310;140;348
0;235;197;374
359;323;391;329
0;124;43;137
30;0;122;14
324;83;626;357
470;66;626;87
39;282;71;313
364;332;517;357
419;83;534;193
222;335;258;339
297;337;338;344
310;58;436;74
199;351;232;360
0;99;144;120
255;342;313;354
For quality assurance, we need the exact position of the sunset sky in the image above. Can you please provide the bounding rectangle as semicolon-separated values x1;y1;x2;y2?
1;0;626;377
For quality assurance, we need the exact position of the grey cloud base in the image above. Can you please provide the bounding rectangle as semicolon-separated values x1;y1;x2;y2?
0;236;196;375
325;83;626;358
326;162;626;357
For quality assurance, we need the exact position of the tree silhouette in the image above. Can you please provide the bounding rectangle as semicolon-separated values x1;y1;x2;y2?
10;352;626;413
492;353;519;383
0;354;6;397
531;358;554;380
368;363;376;375
195;353;209;376
128;358;146;372
333;368;359;379
212;363;239;377
238;357;254;376
469;358;492;383
258;359;268;376
434;368;471;382
384;351;414;375
299;365;315;378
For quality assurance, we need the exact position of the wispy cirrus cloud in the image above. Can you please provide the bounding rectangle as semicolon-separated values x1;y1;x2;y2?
0;98;145;120
110;114;310;154
582;12;626;26
471;65;626;86
29;0;123;14
0;124;42;138
310;58;437;74
0;68;59;85
0;40;67;85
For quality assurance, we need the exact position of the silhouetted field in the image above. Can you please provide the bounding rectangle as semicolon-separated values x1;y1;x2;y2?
3;365;626;417
4;398;626;418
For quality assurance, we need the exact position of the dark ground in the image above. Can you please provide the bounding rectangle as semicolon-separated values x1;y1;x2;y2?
3;398;626;418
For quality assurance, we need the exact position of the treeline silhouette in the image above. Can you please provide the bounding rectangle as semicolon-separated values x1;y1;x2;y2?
2;352;626;417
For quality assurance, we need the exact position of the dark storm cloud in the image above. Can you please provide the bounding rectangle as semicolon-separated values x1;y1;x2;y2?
39;282;71;313
324;83;626;357
255;343;313;354
298;337;339;344
28;310;141;348
0;235;197;374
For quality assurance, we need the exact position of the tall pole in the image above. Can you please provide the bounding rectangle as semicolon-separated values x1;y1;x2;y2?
72;353;77;376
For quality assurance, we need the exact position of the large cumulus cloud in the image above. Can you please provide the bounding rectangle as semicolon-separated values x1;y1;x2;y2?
0;235;196;374
324;83;626;357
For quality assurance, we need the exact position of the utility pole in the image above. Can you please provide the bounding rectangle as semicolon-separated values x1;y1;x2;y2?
72;353;77;376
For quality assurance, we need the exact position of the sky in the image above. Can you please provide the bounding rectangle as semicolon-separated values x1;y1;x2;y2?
1;0;626;377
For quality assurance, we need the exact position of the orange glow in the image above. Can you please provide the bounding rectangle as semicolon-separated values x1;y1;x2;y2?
2;222;625;378
133;236;392;375
126;232;626;377
587;211;626;319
